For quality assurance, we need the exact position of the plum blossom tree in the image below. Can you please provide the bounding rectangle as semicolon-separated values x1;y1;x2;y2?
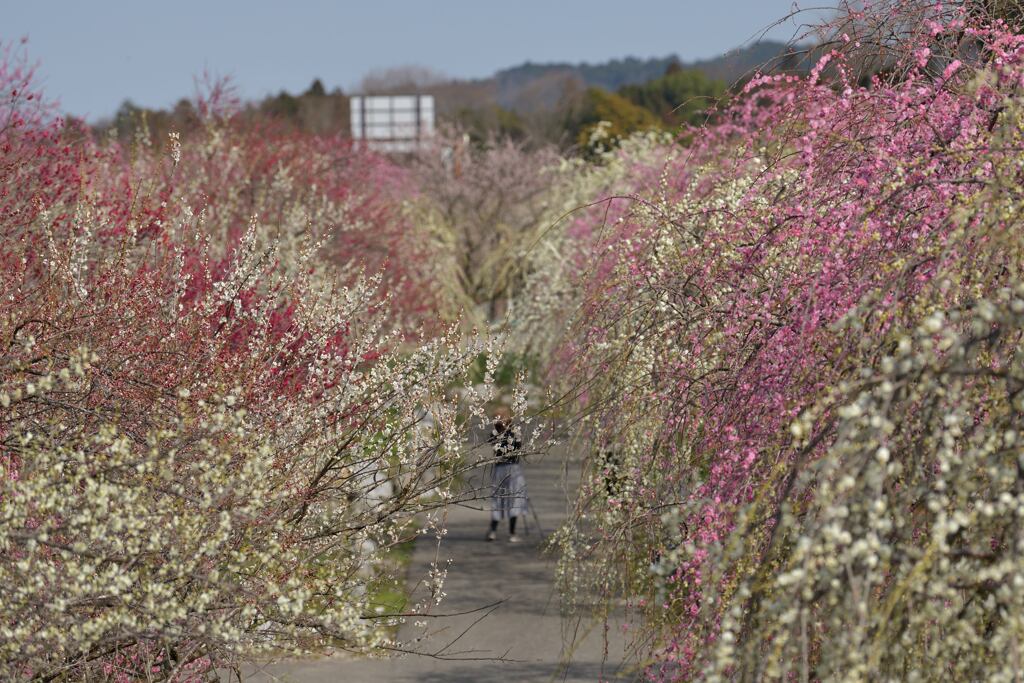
410;129;565;324
516;1;1024;679
0;51;497;681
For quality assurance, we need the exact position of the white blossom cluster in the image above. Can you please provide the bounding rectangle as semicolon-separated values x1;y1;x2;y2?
512;130;679;361
701;286;1024;681
0;326;493;679
0;129;499;679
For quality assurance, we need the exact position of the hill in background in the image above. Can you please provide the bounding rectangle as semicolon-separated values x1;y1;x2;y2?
489;40;791;113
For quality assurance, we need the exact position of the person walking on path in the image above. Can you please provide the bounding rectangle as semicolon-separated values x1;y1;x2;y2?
486;410;528;543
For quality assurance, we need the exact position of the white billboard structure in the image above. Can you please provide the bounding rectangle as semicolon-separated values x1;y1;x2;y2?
350;95;435;153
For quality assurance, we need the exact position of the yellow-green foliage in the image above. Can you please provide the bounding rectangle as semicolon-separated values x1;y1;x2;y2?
566;87;663;150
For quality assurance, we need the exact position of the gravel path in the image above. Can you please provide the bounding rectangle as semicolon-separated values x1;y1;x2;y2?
236;446;637;682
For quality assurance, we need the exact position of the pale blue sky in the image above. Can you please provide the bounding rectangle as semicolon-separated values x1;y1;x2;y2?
6;1;832;121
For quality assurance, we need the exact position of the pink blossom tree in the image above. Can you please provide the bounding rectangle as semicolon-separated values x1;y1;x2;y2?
526;2;1024;679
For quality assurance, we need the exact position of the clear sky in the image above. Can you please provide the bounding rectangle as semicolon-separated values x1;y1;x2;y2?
5;1;831;122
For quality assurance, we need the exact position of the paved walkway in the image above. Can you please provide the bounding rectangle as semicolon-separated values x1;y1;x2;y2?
239;445;636;682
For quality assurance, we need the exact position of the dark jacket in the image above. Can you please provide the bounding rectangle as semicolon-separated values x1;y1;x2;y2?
490;420;522;464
